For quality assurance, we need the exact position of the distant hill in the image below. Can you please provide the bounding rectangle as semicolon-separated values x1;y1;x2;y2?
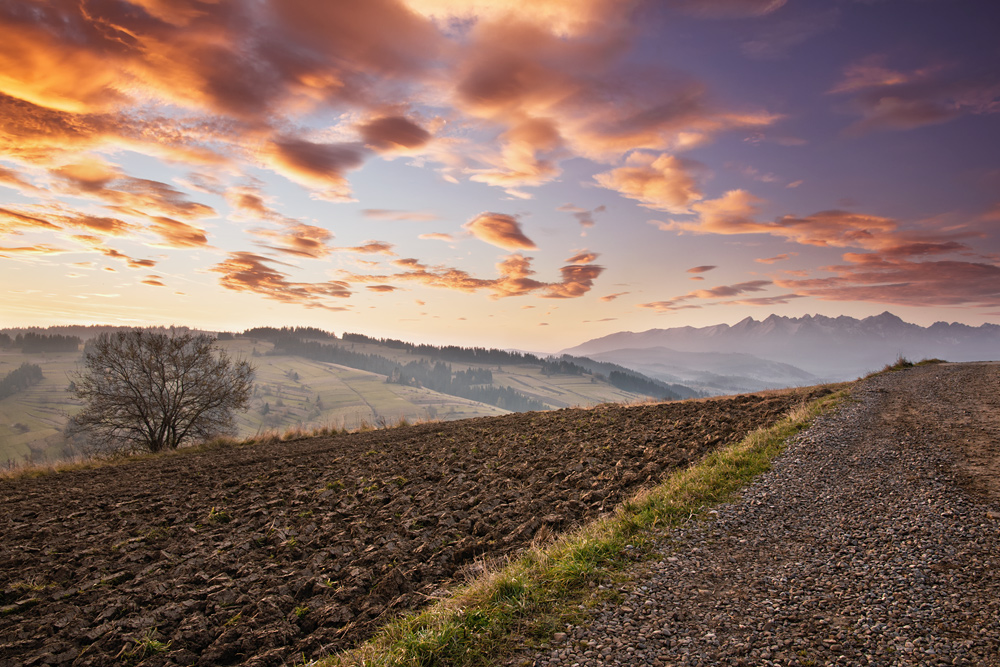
561;312;1000;383
1;325;696;466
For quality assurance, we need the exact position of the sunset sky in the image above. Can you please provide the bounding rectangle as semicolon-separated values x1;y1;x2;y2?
1;0;998;351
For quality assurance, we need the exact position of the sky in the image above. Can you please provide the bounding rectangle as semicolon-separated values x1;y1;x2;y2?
1;0;998;352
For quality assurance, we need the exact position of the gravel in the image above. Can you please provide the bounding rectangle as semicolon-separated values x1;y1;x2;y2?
513;363;1000;667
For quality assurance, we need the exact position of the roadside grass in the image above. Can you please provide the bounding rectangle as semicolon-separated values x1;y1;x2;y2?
318;385;850;667
874;356;946;376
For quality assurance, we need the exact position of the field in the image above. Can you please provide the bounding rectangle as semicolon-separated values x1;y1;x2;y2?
0;350;82;464
0;386;825;667
0;339;649;467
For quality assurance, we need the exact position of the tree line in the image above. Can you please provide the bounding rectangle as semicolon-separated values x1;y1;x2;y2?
0;332;81;352
0;363;44;400
270;338;545;412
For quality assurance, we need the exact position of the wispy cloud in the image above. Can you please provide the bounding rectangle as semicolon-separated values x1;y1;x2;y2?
341;251;604;300
639;279;773;312
211;252;352;309
362;209;440;222
830;56;1000;135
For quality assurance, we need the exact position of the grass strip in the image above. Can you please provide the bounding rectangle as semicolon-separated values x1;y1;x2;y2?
318;386;850;667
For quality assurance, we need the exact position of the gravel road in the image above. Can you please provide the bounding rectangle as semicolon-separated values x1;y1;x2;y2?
515;362;1000;667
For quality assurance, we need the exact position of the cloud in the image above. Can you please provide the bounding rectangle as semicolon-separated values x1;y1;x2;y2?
543;262;604;298
565;251;599;264
0;165;35;191
405;0;630;38
830;56;1000;135
147;216;209;248
594;153;704;212
358;115;432;151
362;209;440;221
342;251;603;300
468;117;565;190
639;279;772;312
0;206;61;233
211;252;352;309
253;223;335;259
558;203;605;229
775;256;1000;308
686;265;716;273
599;292;629;302
664;190;918;250
50;160;217;220
663;0;787;19
419;232;455;242
756;253;796;264
268;138;366;198
366;284;401;292
141;275;167;287
0;244;66;256
740;9;839;60
463;212;538;250
343;241;397;255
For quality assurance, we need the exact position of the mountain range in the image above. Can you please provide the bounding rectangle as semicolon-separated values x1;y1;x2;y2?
561;312;1000;392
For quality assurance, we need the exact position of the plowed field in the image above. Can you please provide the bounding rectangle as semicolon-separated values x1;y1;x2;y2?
0;388;827;666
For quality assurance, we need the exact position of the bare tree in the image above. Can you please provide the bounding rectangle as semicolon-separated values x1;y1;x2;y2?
71;330;255;453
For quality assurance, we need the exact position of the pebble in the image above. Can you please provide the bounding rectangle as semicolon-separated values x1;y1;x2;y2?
514;364;1000;666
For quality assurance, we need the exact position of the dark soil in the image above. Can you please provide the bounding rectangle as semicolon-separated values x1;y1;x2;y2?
0;388;826;666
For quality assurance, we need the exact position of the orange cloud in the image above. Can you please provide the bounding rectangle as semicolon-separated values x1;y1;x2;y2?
0;206;60;233
0;244;65;256
418;233;454;242
594;153;704;212
687;265;717;273
141;275;167;287
463;212;538;250
147;217;209;248
366;284;401;292
600;292;629;302
211;252;353;309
